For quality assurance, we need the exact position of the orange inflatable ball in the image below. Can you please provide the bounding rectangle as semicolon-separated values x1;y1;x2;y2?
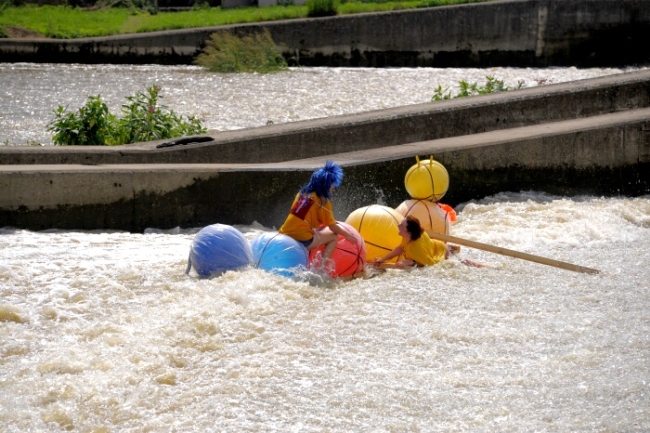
308;222;366;278
345;205;404;263
395;199;450;235
438;203;458;223
404;156;449;201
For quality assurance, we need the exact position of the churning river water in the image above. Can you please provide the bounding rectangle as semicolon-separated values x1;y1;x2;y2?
1;64;649;432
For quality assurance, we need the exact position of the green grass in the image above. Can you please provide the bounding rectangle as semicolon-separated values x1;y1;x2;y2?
339;0;483;14
0;0;494;39
0;5;129;38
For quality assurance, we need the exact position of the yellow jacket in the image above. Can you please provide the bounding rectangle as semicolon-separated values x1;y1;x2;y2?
279;192;336;242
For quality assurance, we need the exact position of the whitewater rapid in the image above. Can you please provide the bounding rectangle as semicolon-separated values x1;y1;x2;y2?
1;64;648;432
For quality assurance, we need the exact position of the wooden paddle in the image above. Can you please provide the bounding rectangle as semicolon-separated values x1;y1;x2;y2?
426;232;600;275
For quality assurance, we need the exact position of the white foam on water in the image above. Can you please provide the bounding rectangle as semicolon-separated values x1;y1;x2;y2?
1;193;648;432
1;63;648;432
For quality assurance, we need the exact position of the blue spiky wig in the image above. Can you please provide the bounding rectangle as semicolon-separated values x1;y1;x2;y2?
300;160;343;200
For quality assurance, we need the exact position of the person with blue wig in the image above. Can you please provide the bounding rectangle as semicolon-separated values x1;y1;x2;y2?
279;160;356;261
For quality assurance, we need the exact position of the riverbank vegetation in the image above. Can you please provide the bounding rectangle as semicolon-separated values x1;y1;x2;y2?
195;29;288;73
307;0;339;17
47;86;206;145
431;76;526;101
0;0;493;39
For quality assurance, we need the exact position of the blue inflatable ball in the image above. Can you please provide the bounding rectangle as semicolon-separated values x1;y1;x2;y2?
187;224;253;277
250;232;308;277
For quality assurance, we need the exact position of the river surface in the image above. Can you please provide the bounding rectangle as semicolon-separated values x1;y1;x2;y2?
1;64;649;432
0;63;644;145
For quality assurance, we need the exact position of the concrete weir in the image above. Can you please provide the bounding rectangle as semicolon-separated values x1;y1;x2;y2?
1;69;649;232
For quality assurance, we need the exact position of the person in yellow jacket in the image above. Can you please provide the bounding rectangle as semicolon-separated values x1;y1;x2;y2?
279;161;356;261
372;215;447;268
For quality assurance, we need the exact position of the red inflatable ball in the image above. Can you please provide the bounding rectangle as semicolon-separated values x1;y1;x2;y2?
308;222;366;278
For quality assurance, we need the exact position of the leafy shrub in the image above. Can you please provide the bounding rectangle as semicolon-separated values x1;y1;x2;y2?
47;85;206;146
0;26;7;38
431;76;524;101
112;85;205;143
47;95;116;145
307;0;339;17
195;29;288;74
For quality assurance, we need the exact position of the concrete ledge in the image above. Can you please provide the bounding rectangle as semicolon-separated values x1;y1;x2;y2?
3;68;650;166
2;108;648;231
2;69;649;231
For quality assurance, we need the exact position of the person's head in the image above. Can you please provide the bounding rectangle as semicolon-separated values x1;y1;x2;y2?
398;215;423;241
300;160;343;200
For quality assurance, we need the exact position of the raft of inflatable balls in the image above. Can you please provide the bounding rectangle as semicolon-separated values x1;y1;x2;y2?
186;157;456;279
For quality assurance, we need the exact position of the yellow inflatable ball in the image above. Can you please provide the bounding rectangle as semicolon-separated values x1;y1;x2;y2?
345;205;404;263
404;156;449;201
395;199;450;236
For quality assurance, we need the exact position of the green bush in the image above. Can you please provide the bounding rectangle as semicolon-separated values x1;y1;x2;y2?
47;85;206;145
194;29;288;74
47;95;116;145
307;0;339;17
431;75;524;101
112;85;205;143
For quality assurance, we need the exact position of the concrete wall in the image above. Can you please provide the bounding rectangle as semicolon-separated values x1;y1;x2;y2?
1;0;649;67
3;69;650;166
1;109;647;232
1;71;649;231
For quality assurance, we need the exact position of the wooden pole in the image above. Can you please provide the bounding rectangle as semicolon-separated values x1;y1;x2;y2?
428;232;600;275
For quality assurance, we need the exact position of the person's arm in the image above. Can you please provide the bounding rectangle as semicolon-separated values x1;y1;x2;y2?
329;222;357;243
372;246;404;266
395;258;416;268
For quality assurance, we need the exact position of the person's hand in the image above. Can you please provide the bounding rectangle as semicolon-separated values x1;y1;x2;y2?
395;261;405;269
372;258;384;267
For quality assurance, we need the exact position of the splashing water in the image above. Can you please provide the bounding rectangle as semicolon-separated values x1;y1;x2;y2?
1;64;648;432
1;193;648;432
